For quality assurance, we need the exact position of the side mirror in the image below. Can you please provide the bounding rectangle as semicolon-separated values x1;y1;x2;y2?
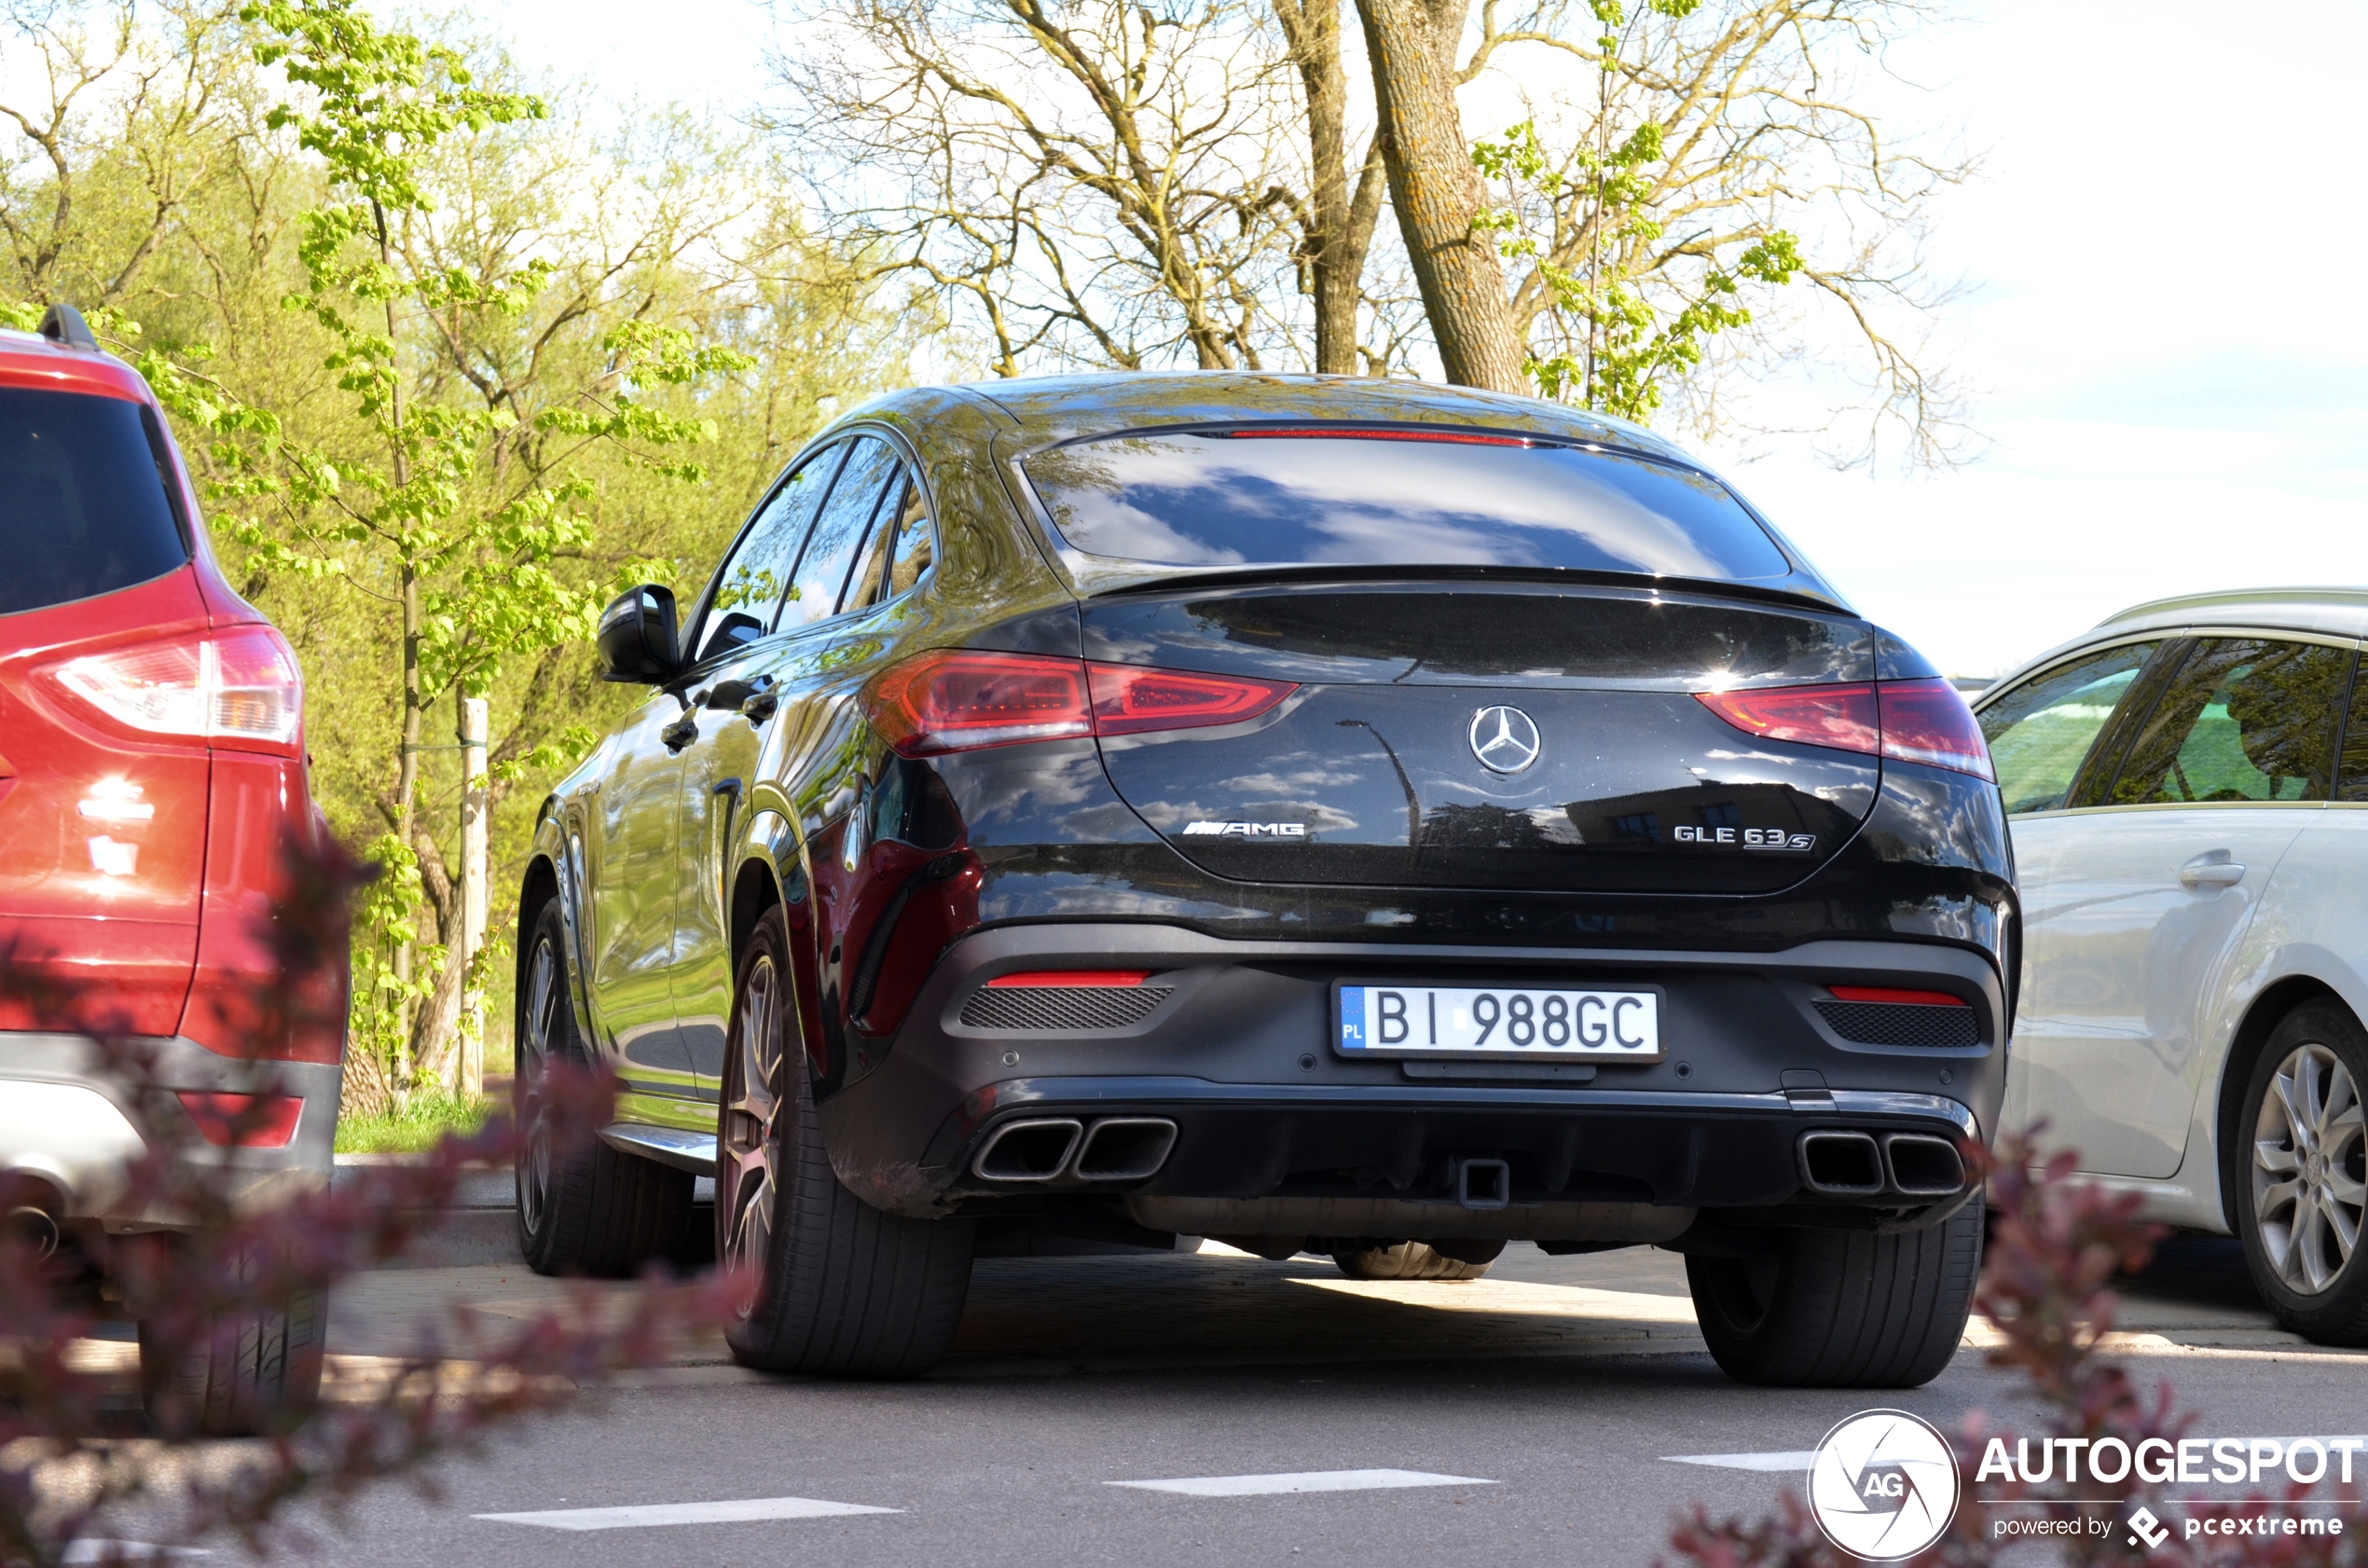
596;584;680;684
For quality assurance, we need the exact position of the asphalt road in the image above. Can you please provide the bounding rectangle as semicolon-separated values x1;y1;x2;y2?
103;1236;2368;1567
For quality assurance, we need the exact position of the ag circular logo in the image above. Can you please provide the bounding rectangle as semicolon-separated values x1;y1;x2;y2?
1807;1409;1961;1561
1468;705;1542;774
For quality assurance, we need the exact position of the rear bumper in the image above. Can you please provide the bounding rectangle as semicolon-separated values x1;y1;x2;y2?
817;923;2002;1229
0;1032;338;1227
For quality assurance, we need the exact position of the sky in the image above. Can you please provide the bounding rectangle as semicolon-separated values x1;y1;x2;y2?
479;0;2368;677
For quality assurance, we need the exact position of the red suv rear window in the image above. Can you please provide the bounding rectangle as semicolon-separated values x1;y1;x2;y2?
0;387;188;616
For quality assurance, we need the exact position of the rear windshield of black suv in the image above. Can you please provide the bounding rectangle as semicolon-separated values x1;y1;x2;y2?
0;386;188;615
1021;427;1792;582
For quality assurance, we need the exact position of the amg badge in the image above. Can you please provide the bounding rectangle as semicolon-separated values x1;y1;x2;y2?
1181;821;1308;838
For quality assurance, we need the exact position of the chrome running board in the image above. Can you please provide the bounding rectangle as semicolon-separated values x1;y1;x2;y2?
598;1122;717;1176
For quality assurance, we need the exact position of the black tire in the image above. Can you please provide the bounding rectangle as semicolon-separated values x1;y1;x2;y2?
1686;1194;1983;1388
140;1290;324;1437
719;905;972;1377
1332;1240;1501;1281
515;900;693;1276
2231;1000;2368;1343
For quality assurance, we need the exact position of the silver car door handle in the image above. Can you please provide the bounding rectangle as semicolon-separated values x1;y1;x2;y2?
2179;859;2246;889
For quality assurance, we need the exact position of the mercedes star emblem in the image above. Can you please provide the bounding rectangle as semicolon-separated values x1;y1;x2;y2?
1469;705;1542;774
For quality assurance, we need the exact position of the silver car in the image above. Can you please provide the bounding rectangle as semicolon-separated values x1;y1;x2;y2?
1976;586;2368;1340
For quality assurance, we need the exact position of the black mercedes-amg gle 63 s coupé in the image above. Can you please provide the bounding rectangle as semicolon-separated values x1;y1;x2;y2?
513;373;2012;1387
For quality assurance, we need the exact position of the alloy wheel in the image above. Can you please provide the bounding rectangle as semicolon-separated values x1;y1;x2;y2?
721;954;784;1316
516;936;562;1238
2252;1040;2368;1295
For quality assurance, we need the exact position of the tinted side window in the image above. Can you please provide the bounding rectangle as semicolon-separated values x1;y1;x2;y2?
1977;642;2160;815
2108;639;2346;805
844;471;934;614
696;446;846;660
782;436;900;630
883;476;937;599
0;388;188;615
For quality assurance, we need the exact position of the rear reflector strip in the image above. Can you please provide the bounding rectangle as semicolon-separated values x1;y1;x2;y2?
1827;985;1968;1008
175;1092;302;1148
961;985;1173;1032
986;970;1152;988
1815;998;1981;1050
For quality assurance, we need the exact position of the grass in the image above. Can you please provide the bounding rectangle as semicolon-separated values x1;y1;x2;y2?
333;1090;499;1154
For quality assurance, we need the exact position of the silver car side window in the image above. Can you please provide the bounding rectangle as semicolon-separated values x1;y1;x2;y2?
2107;639;2346;805
2340;656;2368;802
1977;642;2160;815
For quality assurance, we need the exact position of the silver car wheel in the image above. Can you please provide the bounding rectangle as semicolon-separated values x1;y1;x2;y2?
2252;1040;2368;1296
516;935;562;1238
721;954;784;1317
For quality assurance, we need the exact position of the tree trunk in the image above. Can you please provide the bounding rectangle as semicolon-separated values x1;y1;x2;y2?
458;693;489;1097
1353;0;1527;392
379;199;422;1094
1272;0;1387;374
407;941;468;1094
406;827;459;1093
339;1037;393;1120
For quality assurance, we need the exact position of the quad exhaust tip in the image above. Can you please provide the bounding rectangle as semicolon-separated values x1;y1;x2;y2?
971;1119;1082;1182
1798;1130;1885;1195
1797;1129;1968;1198
972;1117;1179;1184
1882;1133;1967;1196
1072;1118;1178;1182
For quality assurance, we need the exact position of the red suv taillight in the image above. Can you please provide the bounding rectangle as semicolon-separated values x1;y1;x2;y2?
45;624;303;756
1696;678;1991;781
865;651;1296;758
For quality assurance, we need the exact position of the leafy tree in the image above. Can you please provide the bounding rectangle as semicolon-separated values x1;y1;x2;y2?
2;0;915;1107
1456;0;1964;459
1473;115;1801;423
168;0;747;1099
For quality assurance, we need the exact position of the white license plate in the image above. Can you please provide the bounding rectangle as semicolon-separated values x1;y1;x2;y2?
1335;983;1660;1060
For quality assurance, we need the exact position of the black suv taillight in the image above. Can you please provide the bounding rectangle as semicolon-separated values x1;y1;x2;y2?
864;650;1295;758
1696;679;1991;780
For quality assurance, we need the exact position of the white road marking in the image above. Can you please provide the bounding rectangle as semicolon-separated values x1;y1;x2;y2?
475;1497;900;1531
1663;1451;1819;1472
1109;1468;1496;1497
61;1544;209;1562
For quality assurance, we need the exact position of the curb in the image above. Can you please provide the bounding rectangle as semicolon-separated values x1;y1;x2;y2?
329;1155;718;1270
333;1154;520;1270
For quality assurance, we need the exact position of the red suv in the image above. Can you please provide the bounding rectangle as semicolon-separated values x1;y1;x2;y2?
0;306;341;1419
